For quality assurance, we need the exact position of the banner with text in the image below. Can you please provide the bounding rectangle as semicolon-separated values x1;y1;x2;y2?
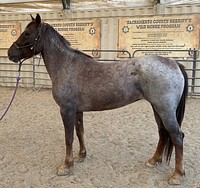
0;22;21;56
50;19;101;57
118;15;200;57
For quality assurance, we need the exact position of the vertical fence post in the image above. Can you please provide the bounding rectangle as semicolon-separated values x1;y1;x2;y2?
191;49;197;94
32;57;36;89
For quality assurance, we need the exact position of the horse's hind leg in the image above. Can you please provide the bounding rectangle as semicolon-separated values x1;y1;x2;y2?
75;112;86;162
146;108;167;167
155;111;185;185
167;126;185;185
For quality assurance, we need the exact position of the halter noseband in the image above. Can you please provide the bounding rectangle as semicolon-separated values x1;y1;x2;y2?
13;23;43;70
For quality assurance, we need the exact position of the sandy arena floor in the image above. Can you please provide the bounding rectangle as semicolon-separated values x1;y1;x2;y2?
0;86;200;188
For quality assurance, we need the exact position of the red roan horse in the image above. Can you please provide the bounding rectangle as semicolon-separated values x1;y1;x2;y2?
8;14;188;185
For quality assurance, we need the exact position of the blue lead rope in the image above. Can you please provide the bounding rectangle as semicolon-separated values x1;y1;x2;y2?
0;65;21;122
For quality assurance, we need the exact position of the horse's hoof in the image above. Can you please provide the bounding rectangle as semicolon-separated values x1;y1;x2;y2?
145;157;162;168
168;173;185;185
57;163;73;176
76;152;86;163
76;156;85;163
145;161;156;168
145;158;157;168
168;177;182;185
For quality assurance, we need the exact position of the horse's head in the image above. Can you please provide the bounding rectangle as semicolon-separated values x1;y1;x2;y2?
8;14;43;63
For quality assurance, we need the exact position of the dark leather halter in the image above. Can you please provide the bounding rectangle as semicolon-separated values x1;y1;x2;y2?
13;23;43;71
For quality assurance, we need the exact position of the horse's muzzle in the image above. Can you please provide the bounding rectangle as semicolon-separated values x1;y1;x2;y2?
7;47;19;63
8;54;19;63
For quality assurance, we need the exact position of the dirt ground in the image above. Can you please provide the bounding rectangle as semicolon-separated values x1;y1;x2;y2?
0;86;200;188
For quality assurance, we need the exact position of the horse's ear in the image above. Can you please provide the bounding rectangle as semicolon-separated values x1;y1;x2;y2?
35;13;41;26
30;14;35;21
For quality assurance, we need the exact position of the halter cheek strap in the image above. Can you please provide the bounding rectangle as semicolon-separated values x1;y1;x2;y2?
13;42;30;70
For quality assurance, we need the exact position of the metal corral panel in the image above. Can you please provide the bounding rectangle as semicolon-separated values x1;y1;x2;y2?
0;3;200;93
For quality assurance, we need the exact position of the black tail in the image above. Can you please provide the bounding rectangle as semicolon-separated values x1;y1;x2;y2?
165;63;188;164
176;63;188;125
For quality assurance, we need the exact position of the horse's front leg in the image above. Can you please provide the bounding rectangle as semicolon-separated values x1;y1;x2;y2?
57;106;76;176
75;112;86;162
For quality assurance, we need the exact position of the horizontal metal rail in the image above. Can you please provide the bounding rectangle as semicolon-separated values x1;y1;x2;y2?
83;49;132;59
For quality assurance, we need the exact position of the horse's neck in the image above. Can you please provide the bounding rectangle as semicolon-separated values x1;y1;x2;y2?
41;25;95;82
41;27;71;78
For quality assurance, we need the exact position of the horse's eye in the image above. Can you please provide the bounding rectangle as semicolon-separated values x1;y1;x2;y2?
24;32;30;37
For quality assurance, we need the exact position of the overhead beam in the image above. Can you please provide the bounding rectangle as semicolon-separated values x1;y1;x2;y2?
0;0;45;4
